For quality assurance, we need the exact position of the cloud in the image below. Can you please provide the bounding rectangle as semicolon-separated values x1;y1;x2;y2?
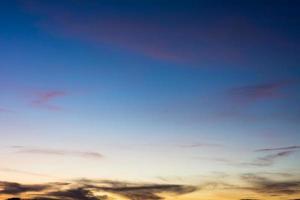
219;79;300;119
0;108;13;113
21;1;298;65
177;143;222;148
229;79;298;103
244;150;295;167
44;188;105;200
242;173;300;195
0;168;60;179
96;184;196;200
11;146;103;160
196;150;296;167
197;173;300;197
240;199;261;200
31;90;67;111
0;181;49;195
0;179;197;200
255;145;300;152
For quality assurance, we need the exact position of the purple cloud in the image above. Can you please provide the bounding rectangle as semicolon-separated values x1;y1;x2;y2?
229;79;298;103
21;1;296;65
31;90;67;111
0;108;13;113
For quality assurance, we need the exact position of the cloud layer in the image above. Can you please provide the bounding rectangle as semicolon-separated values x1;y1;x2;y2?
0;179;197;200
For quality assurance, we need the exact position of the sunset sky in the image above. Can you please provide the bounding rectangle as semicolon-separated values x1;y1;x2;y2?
0;1;300;200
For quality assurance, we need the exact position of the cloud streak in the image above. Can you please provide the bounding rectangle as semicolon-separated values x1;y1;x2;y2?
255;145;300;152
22;1;298;65
242;173;300;195
0;168;59;179
229;79;298;103
12;146;103;160
31;90;67;111
196;148;297;167
244;151;295;167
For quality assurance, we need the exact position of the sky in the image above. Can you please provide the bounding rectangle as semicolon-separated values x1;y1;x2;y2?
0;0;300;200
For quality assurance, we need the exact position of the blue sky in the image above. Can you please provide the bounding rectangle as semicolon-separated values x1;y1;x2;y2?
0;1;300;199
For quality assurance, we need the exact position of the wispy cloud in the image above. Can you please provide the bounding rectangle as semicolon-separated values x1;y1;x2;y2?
218;79;300;119
31;90;67;111
244;150;295;167
242;173;300;195
0;108;13;113
0;168;59;179
229;79;298;104
196;149;297;167
22;1;297;65
177;143;222;148
255;145;300;152
12;146;103;160
198;173;300;196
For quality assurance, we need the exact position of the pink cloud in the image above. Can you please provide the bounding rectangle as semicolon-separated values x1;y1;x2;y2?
31;90;67;111
229;79;299;103
22;2;294;65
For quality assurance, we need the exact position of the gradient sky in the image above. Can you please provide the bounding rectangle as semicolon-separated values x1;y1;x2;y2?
0;1;300;200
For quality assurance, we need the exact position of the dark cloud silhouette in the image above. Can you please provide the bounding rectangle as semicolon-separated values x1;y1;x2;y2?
242;174;300;195
6;198;21;200
76;179;197;200
240;199;261;200
0;179;197;200
0;181;49;195
255;145;300;152
95;184;196;200
11;146;103;160
45;188;106;200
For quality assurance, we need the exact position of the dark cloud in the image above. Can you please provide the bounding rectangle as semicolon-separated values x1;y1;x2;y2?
255;145;300;152
95;184;196;200
77;180;197;200
0;181;49;195
45;188;106;200
0;179;197;200
11;146;103;160
240;199;261;200
242;174;300;195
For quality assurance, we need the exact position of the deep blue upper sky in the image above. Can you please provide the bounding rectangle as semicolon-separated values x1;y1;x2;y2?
0;0;299;184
